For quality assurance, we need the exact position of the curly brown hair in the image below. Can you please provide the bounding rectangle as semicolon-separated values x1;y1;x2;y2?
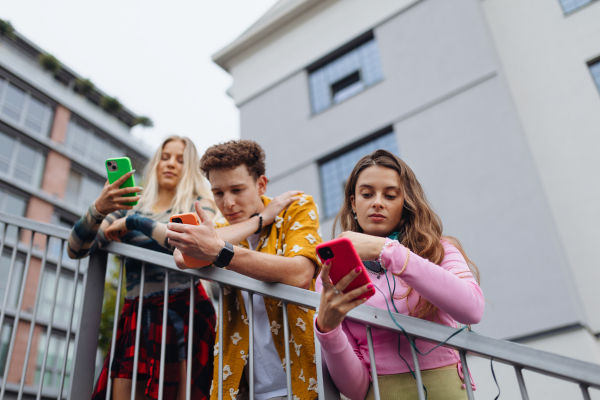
200;140;266;180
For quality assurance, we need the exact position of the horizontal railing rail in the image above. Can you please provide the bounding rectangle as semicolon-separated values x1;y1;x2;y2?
1;212;599;400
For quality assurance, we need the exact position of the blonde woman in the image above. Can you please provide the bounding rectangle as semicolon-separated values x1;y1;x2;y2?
67;136;217;400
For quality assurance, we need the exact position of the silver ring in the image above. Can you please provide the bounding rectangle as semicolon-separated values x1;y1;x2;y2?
333;287;340;295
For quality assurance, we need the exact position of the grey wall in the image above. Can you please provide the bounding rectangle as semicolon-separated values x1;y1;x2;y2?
241;0;583;340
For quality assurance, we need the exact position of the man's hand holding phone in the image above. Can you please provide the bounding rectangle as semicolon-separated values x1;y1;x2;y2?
95;171;143;215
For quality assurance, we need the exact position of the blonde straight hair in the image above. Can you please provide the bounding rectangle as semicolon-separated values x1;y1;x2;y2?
136;135;213;215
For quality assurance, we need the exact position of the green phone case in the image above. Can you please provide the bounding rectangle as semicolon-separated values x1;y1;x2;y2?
106;157;138;206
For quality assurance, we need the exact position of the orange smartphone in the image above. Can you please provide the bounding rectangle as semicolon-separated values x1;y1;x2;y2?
170;213;211;268
316;237;375;300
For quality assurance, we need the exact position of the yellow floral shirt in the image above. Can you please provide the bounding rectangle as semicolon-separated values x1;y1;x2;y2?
210;195;322;400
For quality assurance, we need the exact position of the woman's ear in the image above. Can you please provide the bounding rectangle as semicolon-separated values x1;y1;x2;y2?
257;175;268;195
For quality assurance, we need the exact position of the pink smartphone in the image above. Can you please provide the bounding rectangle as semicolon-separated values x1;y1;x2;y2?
316;237;376;300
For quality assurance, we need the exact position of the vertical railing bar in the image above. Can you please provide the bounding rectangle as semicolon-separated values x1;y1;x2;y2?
281;302;292;400
1;229;34;400
56;256;82;400
185;277;194;400
17;235;50;400
130;263;146;400
0;226;20;338
158;270;169;400
514;366;529;400
247;292;255;400
409;338;426;400
366;326;381;400
106;257;125;400
580;384;591;400
36;239;65;400
0;223;8;337
217;285;223;400
459;351;475;400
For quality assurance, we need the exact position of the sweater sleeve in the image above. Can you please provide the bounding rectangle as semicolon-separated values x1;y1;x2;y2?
380;240;484;325
314;277;371;400
67;202;124;259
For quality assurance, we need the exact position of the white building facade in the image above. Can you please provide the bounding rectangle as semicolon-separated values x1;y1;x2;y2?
213;0;600;398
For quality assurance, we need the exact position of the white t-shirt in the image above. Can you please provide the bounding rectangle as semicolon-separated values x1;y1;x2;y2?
241;233;288;400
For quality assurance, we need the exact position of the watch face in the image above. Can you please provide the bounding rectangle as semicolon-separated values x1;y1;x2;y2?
216;242;235;267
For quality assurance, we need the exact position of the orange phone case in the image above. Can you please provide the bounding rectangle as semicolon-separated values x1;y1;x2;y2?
170;213;211;268
316;237;375;300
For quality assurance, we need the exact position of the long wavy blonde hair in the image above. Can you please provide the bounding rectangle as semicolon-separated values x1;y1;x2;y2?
333;149;480;320
136;135;213;215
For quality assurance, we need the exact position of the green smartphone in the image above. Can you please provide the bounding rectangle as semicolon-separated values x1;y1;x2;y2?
105;157;138;206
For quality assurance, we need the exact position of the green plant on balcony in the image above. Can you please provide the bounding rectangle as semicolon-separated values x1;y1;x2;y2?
101;96;123;114
38;53;61;74
0;19;15;39
75;78;94;96
133;116;154;128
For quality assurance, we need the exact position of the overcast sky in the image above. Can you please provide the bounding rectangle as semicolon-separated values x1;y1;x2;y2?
1;0;279;154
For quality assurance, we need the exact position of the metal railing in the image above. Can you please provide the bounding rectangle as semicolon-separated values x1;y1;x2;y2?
0;212;599;400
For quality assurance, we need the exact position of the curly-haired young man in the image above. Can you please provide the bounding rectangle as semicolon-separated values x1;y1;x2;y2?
166;140;322;400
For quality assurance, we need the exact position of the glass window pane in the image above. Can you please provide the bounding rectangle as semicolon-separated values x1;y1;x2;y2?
81;178;104;209
66;122;89;155
0;131;15;173
590;61;600;93
559;0;593;13
25;97;52;136
13;144;43;187
0;323;13;378
1;84;25;122
0;254;24;309
66;170;82;200
89;135;107;164
309;38;383;114
320;131;399;218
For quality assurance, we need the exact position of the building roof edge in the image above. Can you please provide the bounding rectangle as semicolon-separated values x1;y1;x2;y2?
212;0;324;71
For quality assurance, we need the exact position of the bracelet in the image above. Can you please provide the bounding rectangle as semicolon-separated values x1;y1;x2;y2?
250;213;263;235
378;239;399;270
393;249;410;277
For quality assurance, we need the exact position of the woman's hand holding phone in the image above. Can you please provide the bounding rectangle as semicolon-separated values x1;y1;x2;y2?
316;261;374;333
95;171;143;215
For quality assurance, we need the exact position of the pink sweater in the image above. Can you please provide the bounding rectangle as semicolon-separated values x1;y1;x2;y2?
315;240;484;400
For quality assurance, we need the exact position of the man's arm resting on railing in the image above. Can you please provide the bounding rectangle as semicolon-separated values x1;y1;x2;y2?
173;248;315;289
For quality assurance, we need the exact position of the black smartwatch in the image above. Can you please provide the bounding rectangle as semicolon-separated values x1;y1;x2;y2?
214;241;234;268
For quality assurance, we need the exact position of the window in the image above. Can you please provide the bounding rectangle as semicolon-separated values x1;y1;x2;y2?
308;33;384;114
0;130;45;188
319;131;399;219
37;268;83;330
0;253;24;310
65;168;104;210
590;59;600;93
35;333;74;392
559;0;599;13
0;79;53;137
49;214;75;265
0;187;28;241
65;120;125;164
0;323;12;378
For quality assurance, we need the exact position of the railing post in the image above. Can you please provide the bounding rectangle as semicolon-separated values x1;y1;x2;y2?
313;313;341;399
69;252;107;399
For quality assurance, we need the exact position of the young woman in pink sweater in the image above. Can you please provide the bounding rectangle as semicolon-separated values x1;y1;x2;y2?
315;150;484;400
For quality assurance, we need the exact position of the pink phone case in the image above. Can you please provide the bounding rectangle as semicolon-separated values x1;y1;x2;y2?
316;237;376;300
